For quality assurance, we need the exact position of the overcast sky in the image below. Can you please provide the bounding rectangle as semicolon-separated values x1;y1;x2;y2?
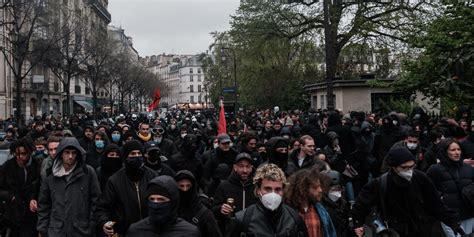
108;0;240;57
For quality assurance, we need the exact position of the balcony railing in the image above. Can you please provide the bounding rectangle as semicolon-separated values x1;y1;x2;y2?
89;0;112;24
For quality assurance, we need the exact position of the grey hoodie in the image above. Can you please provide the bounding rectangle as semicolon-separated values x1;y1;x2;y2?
52;137;86;177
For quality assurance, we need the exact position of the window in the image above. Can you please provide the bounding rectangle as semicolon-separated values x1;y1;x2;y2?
197;75;201;82
198;95;202;103
190;75;193;82
190;68;193;74
190;96;194;103
198;68;201;74
190;85;194;92
75;85;81;94
320;95;325;109
85;87;90;95
198;85;202;92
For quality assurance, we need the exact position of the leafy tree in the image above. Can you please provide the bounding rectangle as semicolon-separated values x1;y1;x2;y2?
227;0;435;110
394;4;474;106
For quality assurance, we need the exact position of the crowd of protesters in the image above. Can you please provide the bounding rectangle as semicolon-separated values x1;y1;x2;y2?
0;105;474;237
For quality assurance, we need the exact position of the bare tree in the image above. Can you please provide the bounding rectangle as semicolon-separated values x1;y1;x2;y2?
42;4;90;116
0;0;60;124
83;33;113;119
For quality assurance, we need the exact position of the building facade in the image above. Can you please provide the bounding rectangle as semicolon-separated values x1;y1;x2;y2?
0;0;111;120
147;54;210;109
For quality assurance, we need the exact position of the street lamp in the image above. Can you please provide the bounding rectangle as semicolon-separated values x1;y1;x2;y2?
220;47;238;116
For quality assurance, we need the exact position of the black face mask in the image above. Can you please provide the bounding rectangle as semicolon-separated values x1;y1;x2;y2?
179;190;193;205
102;158;123;173
125;156;145;180
148;201;173;225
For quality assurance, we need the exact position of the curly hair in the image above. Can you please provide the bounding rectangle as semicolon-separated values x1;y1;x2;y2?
253;163;286;196
284;168;321;212
10;138;35;156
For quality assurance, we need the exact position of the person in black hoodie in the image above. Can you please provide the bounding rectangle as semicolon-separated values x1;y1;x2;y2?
259;136;295;176
169;134;205;187
175;170;222;237
144;141;175;176
96;140;158;236
78;125;94;152
427;138;474;236
127;175;201;237
96;144;123;191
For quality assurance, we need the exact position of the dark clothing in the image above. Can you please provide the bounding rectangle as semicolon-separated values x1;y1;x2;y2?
427;140;474;220
212;172;256;221
37;137;101;237
373;126;403;176
145;161;176;177
422;142;439;172
230;201;308;237
0;157;40;232
26;129;49;141
127;174;201;237
79;138;94;154
158;138;179;158
203;148;239;181
85;148;102;170
169;152;204;185
352;170;459;237
96;167;157;235
322;197;355;237
127;217;201;237
176;170;222;237
287;148;327;175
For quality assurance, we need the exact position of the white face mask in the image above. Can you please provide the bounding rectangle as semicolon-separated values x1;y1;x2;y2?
260;192;282;211
181;133;187;138
392;120;398;126
328;191;342;202
213;143;219;149
398;169;414;181
406;143;418;150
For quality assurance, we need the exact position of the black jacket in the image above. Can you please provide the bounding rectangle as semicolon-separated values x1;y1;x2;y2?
0;155;41;226
427;139;474;220
230;201;308;237
127;218;201;237
158;138;179;158
37;137;101;237
203;147;239;181
96;167;157;235
176;170;222;237
287;148;327;175
212;172;256;221
352;169;459;237
127;175;201;237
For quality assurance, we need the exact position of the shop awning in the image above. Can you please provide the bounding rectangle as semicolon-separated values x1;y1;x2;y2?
74;100;93;111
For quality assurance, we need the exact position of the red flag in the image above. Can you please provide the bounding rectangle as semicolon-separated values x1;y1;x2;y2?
218;98;227;135
147;88;161;112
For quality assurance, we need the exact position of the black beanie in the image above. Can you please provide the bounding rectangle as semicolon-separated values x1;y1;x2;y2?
274;139;288;149
146;183;170;199
122;140;143;158
387;147;415;167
